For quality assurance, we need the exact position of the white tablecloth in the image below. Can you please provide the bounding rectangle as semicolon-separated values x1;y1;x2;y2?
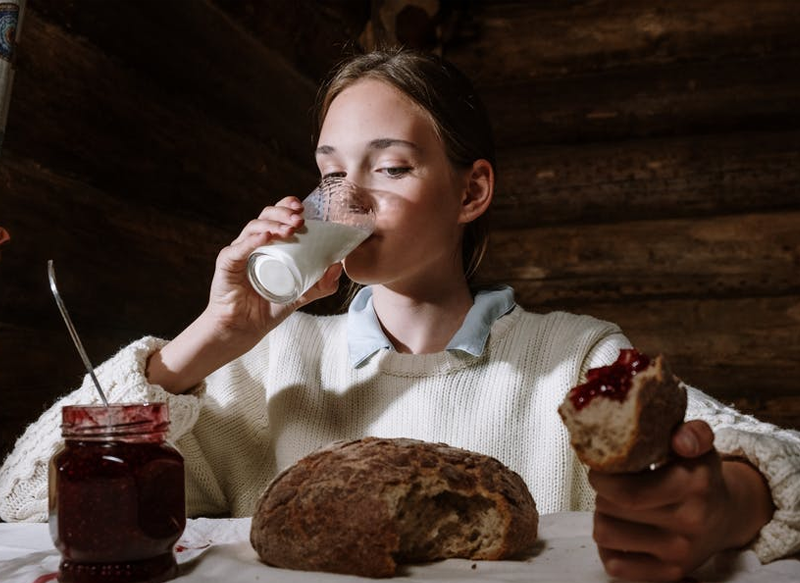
1;512;798;582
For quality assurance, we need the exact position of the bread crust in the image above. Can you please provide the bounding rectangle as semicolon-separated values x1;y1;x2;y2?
250;437;539;578
558;354;687;473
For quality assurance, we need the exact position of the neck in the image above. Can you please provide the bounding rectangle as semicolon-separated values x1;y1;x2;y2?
370;280;474;354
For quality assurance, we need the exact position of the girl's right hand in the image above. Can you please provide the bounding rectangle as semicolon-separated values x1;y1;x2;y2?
206;196;343;341
146;196;344;394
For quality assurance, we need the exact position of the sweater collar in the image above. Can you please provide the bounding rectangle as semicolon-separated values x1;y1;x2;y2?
347;285;516;368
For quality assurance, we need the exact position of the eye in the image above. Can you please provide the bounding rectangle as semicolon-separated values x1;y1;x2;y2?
382;166;412;178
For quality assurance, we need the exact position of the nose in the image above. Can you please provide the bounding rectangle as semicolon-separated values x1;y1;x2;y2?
349;183;376;216
317;177;375;218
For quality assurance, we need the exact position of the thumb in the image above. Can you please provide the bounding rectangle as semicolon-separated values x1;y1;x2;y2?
672;420;715;459
318;262;344;295
297;263;344;305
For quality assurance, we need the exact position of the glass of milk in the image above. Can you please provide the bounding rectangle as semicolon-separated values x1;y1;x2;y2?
247;177;375;304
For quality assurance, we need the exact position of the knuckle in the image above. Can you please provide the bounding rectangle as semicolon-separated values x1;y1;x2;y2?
594;495;611;514
662;536;692;563
624;489;648;511
592;516;612;546
675;505;705;533
217;245;233;262
691;468;713;494
603;556;626;578
663;563;688;581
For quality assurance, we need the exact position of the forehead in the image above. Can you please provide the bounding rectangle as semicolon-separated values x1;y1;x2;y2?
318;79;439;147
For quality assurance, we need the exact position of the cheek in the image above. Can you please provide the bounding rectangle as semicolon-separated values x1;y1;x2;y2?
375;184;460;230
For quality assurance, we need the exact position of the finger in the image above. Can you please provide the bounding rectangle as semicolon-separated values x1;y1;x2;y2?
217;232;271;269
257;197;303;219
594;490;681;526
589;467;687;511
322;262;345;286
297;263;344;305
672;420;715;459
597;547;686;583
594;510;689;562
230;217;301;247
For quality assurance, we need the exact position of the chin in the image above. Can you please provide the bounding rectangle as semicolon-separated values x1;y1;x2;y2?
342;248;379;284
342;265;378;286
342;261;387;287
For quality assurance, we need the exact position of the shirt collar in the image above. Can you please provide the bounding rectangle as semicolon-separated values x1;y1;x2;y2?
347;285;516;367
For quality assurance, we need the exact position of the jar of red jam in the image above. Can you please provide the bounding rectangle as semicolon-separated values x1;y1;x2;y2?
49;403;186;583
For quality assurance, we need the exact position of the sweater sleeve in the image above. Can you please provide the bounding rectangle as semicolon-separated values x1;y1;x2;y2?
685;386;800;563
0;336;204;523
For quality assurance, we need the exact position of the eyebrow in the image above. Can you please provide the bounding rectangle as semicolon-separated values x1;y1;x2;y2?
315;138;421;156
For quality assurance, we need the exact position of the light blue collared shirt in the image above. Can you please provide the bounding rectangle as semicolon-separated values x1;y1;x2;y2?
347;285;517;367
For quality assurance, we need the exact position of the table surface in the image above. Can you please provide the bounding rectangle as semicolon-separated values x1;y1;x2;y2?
1;512;798;583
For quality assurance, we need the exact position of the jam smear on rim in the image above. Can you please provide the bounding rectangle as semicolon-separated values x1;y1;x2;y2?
569;349;651;411
49;403;185;583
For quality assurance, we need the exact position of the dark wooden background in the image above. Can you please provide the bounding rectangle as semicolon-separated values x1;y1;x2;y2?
1;0;798;461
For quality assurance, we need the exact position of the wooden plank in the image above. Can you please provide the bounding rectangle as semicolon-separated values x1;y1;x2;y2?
6;9;317;227
491;130;800;227
445;0;800;84
0;153;229;336
211;0;369;82
479;211;800;303
28;0;321;163
556;296;800;407
482;56;800;146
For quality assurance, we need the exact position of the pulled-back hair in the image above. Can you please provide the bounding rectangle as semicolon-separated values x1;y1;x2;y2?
315;48;495;281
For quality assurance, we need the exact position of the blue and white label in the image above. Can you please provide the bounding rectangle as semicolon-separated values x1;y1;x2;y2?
0;2;20;62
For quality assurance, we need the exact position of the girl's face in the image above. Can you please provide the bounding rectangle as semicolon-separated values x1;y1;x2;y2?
316;78;470;292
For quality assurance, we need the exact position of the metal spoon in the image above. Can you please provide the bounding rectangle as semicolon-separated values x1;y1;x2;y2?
47;259;109;406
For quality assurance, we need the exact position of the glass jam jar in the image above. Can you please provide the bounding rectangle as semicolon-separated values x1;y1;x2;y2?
49;403;186;583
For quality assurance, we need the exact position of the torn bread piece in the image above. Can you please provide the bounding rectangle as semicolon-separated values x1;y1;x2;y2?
559;349;687;473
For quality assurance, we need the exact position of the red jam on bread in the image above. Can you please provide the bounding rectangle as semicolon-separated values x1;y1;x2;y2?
569;348;651;410
558;349;687;473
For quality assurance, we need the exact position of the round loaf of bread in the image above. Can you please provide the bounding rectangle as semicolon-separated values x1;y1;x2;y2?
250;437;539;578
558;349;687;474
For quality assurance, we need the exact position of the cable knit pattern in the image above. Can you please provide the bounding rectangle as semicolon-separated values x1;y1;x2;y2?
0;337;203;523
685;386;800;562
2;310;799;566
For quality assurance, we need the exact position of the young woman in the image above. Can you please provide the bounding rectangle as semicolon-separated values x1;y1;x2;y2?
2;49;798;582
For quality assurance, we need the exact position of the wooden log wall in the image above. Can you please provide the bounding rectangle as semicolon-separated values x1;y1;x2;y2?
0;0;798;461
0;0;362;459
455;0;800;428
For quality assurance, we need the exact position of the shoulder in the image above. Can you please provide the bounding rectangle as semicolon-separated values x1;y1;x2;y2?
488;306;628;372
499;306;622;344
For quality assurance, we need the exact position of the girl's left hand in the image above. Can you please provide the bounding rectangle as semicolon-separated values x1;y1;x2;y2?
588;420;772;582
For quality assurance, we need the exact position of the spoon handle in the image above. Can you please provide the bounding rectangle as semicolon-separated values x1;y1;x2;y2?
47;260;110;406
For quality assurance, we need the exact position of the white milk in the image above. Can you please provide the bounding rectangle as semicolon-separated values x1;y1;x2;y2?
247;219;371;303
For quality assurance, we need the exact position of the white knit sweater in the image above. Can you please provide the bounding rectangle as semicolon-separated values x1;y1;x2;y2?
2;307;799;563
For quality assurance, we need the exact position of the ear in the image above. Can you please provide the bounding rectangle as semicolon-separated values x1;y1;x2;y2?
458;159;494;224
